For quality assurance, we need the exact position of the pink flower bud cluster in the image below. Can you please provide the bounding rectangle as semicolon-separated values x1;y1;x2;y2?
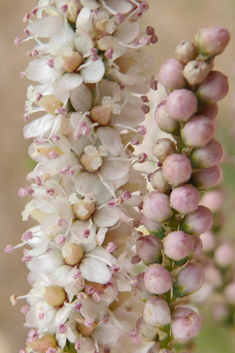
136;25;230;352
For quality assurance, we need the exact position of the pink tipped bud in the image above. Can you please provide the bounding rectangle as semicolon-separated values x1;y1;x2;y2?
141;214;162;233
163;231;194;261
158;58;187;91
224;282;235;304
166;89;198;122
200;190;224;212
197;103;218;120
152;138;176;163
214;243;235;268
175;40;197;64
183;59;212;85
143;295;171;326
180;205;213;235
149;169;171;194
136;317;158;342
181;115;214;148
196;71;229;104
144;263;172;294
154;101;180;134
136;235;163;264
171;307;201;340
190;138;223;169
195;25;230;56
162;154;192;186
170;184;200;214
173;262;204;297
190;165;221;190
142;191;172;223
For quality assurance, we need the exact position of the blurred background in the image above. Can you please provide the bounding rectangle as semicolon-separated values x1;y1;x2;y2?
1;0;235;352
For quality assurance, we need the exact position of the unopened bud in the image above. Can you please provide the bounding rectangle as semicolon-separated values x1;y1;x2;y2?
152;138;175;163
142;191;172;223
175;39;197;64
224;282;235;304
144;263;172;294
154;101;180;134
136;235;163;264
44;285;66;307
162;154;192;186
171;307;201;339
195;25;230;57
200;189;224;212
163;231;194;261
158;58;187;91
170;184;200;214
143;295;171;326
196;71;229;104
190;165;221;190
141;214;162;233
183;59;212;85
166;89;197;122
180;205;213;235
190;138;223;169
214;243;235;268
197;103;218;120
149;168;171;194
173;262;204;297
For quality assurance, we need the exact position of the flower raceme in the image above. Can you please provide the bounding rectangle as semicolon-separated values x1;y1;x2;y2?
7;2;231;353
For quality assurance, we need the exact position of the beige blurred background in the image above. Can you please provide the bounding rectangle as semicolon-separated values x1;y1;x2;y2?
1;0;235;352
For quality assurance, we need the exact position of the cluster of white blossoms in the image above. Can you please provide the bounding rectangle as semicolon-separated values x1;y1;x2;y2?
8;1;161;353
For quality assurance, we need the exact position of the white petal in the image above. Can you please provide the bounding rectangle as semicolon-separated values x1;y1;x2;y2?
74;31;93;56
76;7;92;32
93;206;121;227
23;114;55;139
81;59;105;83
114;21;139;44
93;324;120;344
104;0;133;14
54;195;74;219
97;36;118;51
80;297;104;322
97;126;123;156
100;159;130;180
75;172;101;197
26;57;62;85
53;305;71;326
80;257;112;283
27;16;64;37
80;0;99;9
71;220;97;244
70;84;92;112
54;73;83;102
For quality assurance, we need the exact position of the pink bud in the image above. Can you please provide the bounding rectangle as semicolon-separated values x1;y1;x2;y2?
141;214;162;233
183;60;212;85
144;264;172;294
197;103;218;120
136;235;163;264
204;265;222;288
158;58;187;91
170;184;200;214
224;282;235;304
200;190;224;212
173;262;204;297
142;191;172;223
162;154;192;186
152;138;176;163
175;40;197;64
180;205;213;235
149;169;171;194
143;295;171;326
171;307;201;339
163;231;194;261
214;243;235;268
195;25;230;56
166;89;198;122
196;71;229;104
193;235;203;258
181;115;214;148
154;100;180;133
190;165;221;190
190;138;223;169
